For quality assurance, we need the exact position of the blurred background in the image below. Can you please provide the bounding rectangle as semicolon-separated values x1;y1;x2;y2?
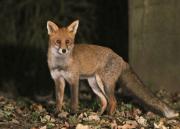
0;0;179;99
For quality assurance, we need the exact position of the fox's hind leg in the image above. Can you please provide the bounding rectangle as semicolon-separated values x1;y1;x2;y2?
95;74;106;96
88;76;107;115
104;82;117;115
98;74;117;115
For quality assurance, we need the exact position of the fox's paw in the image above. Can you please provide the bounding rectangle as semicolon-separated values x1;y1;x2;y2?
55;108;61;115
55;104;63;114
70;106;78;115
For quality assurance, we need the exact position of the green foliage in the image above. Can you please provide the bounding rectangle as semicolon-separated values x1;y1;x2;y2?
3;110;12;120
31;111;40;122
68;115;79;125
47;122;55;129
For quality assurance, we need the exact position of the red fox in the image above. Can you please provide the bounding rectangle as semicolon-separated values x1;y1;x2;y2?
47;20;179;118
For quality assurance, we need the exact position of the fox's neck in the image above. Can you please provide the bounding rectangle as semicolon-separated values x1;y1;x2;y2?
49;48;73;71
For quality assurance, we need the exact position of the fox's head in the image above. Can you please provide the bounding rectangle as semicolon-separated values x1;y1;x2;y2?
47;20;79;56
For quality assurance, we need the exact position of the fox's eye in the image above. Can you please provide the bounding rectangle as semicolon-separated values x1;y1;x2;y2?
65;40;70;44
56;40;61;44
55;40;61;46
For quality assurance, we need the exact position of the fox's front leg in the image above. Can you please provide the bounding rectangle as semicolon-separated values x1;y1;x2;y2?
69;79;79;113
54;77;65;112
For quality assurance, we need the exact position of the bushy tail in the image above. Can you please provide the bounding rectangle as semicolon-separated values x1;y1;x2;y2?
119;64;179;118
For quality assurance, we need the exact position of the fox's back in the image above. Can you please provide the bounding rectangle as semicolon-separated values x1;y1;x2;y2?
73;44;122;76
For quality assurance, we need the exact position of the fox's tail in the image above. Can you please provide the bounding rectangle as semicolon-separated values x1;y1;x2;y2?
119;64;179;118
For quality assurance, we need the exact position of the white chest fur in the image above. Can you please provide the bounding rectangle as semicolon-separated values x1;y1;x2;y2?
50;69;72;81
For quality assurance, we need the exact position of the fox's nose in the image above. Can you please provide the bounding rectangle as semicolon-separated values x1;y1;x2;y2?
62;49;66;53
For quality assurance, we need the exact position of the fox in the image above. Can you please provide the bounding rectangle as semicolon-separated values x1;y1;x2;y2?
46;20;179;118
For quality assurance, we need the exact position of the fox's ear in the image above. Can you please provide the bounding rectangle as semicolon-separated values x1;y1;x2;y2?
47;21;59;35
67;20;79;34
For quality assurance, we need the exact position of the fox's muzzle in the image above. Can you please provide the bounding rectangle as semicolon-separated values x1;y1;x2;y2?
58;48;68;54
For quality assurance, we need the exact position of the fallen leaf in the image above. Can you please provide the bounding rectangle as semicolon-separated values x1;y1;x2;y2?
118;120;138;129
15;108;23;115
50;117;55;122
30;127;37;129
154;119;168;129
64;121;70;128
132;108;142;116
78;113;84;119
40;126;47;129
58;111;69;118
88;113;100;121
111;120;117;129
135;116;148;127
0;109;4;117
118;124;136;129
76;124;90;129
84;112;88;117
31;104;44;112
146;111;156;118
4;103;14;111
0;96;5;101
11;119;20;124
40;115;51;123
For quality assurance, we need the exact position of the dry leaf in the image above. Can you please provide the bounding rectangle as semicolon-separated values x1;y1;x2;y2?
58;111;69;118
118;120;138;129
31;104;44;112
118;124;136;129
4;103;14;111
64;121;70;128
132;108;142;116
15;108;23;115
0;96;5;101
40;126;47;129
154;119;168;129
11;119;20;124
111;120;117;129
76;124;90;129
88;113;100;121
78;113;84;119
135;116;147;127
40;115;51;123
